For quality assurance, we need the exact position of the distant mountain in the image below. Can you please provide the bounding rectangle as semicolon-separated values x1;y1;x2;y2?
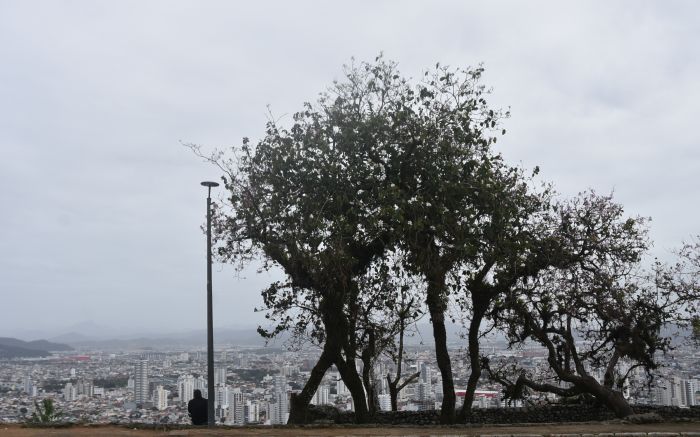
0;337;73;358
0;337;73;352
48;332;98;344
8;320;148;342
59;323;489;351
64;327;287;351
0;344;48;358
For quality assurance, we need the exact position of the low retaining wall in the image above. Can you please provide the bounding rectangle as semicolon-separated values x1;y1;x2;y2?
308;405;700;425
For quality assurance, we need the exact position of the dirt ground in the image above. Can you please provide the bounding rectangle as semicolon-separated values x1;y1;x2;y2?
1;422;699;437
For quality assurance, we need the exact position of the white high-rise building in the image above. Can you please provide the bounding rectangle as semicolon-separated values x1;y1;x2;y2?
76;379;94;397
23;374;33;395
177;375;195;405
378;393;391;411
215;366;227;386
268;400;288;425
227;388;245;425
194;375;207;391
681;378;698;407
652;377;681;406
154;385;169;410
63;382;77;401
269;375;289;424
133;360;149;405
416;381;430;402
336;376;348;396
281;364;299;376
419;362;430;383
434;376;443;402
215;383;229;409
311;384;330;405
246;400;259;423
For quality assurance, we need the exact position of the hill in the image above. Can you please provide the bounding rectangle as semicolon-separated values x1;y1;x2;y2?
0;337;73;358
63;327;284;351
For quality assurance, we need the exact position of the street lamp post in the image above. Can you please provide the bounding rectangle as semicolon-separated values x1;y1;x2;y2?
201;181;219;427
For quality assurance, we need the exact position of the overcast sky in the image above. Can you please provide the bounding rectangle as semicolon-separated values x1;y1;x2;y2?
1;1;698;338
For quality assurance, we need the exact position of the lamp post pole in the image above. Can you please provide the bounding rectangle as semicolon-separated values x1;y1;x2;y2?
201;181;219;427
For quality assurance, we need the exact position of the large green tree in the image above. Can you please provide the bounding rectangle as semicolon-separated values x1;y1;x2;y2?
453;163;555;421
196;56;544;423
196;57;423;423
385;63;529;423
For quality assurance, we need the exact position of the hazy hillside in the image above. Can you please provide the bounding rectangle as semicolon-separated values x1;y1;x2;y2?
0;337;73;358
0;337;73;351
63;327;286;351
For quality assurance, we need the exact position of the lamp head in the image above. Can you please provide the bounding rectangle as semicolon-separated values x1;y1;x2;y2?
200;181;219;188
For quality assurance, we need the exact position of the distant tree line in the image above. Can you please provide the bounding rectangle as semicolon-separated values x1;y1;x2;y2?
93;375;128;389
189;56;700;423
231;368;268;383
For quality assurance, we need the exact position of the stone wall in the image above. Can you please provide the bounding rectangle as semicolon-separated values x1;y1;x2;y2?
313;405;700;425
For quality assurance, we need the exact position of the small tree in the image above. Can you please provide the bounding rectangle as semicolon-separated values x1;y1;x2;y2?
354;252;424;412
454;164;554;421
671;237;700;339
490;193;669;417
29;398;61;424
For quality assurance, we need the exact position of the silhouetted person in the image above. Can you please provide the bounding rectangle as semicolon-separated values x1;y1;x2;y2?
188;389;207;425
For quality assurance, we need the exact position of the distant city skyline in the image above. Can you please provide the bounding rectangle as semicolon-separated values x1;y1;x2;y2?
2;1;699;334
1;340;697;424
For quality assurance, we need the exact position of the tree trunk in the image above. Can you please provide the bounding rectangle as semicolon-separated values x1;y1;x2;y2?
387;375;399;411
430;309;456;423
361;343;377;415
521;305;635;419
582;376;634;418
602;389;634;418
426;276;455;424
336;354;370;423
458;302;487;422
387;370;421;412
362;363;377;415
287;345;335;424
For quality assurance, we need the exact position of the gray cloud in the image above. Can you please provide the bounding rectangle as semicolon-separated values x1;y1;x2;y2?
1;1;698;336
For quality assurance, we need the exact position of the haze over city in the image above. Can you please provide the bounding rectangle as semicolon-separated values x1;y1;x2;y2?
2;1;699;337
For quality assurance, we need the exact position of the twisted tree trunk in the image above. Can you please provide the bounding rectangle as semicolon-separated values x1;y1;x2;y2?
336;354;370;422
459;308;485;422
458;299;488;421
360;329;378;415
426;274;455;424
287;346;335;424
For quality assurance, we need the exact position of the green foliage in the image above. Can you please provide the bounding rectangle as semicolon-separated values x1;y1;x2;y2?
39;379;66;392
94;375;128;389
231;368;268;382
486;194;679;417
693;317;700;345
198;56;517;346
29;398;61;424
191;56;523;423
190;55;700;421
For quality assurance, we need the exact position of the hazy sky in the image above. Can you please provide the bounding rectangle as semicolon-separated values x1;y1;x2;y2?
1;1;698;338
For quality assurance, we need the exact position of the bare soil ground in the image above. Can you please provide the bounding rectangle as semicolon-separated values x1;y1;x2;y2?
0;421;699;437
